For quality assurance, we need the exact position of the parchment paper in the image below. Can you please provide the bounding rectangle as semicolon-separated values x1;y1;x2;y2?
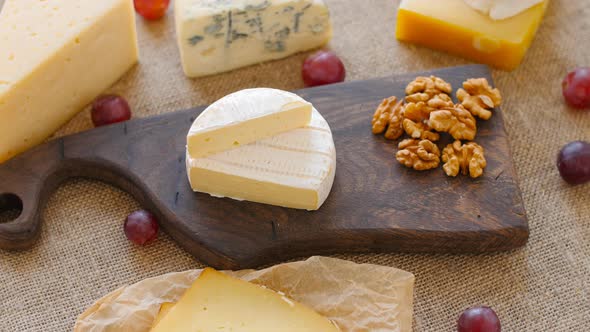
74;256;415;332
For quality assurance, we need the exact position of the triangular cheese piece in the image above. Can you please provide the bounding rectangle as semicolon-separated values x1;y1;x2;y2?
150;268;341;332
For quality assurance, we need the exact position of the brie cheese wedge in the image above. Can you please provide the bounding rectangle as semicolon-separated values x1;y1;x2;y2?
187;88;312;158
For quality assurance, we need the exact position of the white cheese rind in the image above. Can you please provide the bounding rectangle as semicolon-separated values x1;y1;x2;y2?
174;0;333;77
187;88;313;158
186;90;336;210
0;0;139;163
463;0;544;20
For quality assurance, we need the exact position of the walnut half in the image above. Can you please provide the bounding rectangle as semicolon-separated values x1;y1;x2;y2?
402;119;440;141
442;140;487;178
405;76;453;97
428;105;477;141
396;139;441;171
457;78;502;120
403;95;454;122
372;96;405;140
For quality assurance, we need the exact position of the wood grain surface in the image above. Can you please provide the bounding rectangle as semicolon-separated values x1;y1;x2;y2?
0;65;528;269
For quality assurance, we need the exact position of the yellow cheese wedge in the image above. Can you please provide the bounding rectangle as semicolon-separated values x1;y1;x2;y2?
151;302;175;329
150;268;341;332
395;0;549;70
0;0;139;163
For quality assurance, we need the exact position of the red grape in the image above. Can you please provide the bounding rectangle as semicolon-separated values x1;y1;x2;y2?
302;51;346;87
134;0;170;20
124;210;159;245
562;67;590;109
91;95;132;127
557;141;590;185
458;306;501;332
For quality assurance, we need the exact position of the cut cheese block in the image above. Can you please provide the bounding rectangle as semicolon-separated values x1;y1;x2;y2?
395;0;549;70
149;268;341;332
186;89;336;210
187;88;312;158
174;0;333;77
0;0;139;163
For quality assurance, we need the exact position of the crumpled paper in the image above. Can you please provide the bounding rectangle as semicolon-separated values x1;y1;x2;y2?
74;256;414;332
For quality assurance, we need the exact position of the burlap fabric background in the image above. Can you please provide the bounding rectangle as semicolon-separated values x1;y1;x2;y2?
1;0;588;331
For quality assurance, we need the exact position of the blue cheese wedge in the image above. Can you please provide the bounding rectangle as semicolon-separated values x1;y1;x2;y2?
186;88;336;210
174;0;333;77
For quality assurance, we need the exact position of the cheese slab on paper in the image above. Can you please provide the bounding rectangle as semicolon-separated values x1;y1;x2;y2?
174;0;333;77
74;256;415;332
396;0;549;70
149;268;341;332
187;88;312;158
0;0;139;163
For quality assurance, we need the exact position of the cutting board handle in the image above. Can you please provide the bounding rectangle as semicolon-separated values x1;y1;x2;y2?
0;140;65;249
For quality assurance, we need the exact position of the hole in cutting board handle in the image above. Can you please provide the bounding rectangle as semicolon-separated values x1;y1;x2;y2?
0;193;23;224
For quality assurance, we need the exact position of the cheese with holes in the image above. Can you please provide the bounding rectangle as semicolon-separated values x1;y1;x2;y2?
0;0;138;163
186;88;336;210
174;0;332;77
149;268;341;332
395;0;549;70
187;88;312;158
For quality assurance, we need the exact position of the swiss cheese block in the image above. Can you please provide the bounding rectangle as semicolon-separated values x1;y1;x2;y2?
149;268;341;332
0;0;139;163
395;0;549;70
186;89;336;211
187;88;312;158
174;0;333;77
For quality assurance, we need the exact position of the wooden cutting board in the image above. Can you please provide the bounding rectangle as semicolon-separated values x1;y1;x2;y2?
0;65;528;269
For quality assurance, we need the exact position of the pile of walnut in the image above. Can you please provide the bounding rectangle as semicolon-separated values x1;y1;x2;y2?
371;76;502;178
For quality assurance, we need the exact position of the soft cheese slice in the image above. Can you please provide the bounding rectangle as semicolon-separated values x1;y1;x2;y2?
396;0;549;70
174;0;332;77
186;95;336;210
150;268;340;332
0;0;139;163
187;88;312;158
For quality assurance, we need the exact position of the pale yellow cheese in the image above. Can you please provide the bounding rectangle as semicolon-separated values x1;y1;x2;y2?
150;268;341;332
0;0;139;163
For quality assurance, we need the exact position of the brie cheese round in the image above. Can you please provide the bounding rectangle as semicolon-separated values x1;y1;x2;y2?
186;88;336;211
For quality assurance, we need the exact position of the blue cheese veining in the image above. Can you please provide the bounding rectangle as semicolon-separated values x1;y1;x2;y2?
175;0;333;77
